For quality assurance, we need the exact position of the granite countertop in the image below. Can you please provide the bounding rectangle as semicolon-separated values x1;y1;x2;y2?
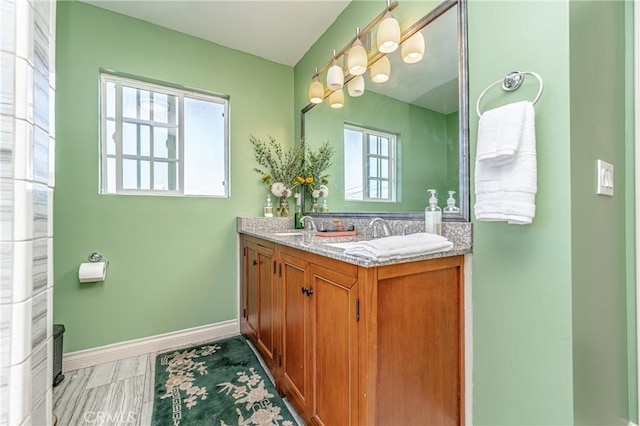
237;217;472;268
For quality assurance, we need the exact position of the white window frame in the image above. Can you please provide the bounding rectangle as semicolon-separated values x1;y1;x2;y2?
99;73;230;197
344;124;397;202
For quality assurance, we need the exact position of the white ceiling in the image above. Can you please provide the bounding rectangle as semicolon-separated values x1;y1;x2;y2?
80;0;351;67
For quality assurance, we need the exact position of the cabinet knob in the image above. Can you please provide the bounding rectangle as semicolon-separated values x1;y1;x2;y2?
253;260;258;266
301;287;307;295
301;287;314;296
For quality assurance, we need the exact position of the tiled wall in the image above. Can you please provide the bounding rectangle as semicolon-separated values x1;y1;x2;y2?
0;0;56;424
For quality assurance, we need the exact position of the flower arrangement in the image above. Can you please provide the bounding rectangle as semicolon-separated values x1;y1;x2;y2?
250;135;305;216
303;141;334;212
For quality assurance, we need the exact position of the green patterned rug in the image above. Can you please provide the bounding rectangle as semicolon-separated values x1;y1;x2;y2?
151;336;297;426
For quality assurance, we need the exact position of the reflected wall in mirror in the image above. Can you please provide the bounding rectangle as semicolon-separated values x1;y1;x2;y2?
301;0;468;221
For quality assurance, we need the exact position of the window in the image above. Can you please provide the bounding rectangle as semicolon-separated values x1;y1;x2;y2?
100;73;229;197
344;124;397;202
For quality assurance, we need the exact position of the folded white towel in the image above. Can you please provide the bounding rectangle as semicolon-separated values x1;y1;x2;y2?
474;100;537;225
343;232;453;261
477;101;533;166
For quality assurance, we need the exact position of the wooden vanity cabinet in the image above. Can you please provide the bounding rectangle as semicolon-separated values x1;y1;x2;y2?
279;246;360;426
241;235;464;425
241;236;278;372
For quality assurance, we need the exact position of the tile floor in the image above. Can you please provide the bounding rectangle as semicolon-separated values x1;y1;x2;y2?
52;338;304;426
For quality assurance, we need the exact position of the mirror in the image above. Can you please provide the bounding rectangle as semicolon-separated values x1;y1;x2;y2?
301;0;468;221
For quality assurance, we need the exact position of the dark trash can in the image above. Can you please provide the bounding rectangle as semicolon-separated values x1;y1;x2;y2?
53;324;65;387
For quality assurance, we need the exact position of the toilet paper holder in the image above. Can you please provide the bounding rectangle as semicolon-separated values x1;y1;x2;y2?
88;252;108;265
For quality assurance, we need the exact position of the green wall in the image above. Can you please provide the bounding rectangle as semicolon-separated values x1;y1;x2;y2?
469;0;633;424
305;90;452;212
468;1;576;424
569;1;629;423
54;1;294;352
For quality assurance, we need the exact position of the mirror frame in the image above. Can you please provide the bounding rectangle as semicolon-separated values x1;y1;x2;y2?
301;0;469;221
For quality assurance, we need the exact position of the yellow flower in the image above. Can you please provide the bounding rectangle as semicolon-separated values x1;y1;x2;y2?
262;173;270;181
296;176;305;184
305;176;314;184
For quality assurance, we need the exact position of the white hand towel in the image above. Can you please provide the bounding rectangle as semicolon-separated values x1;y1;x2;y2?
344;232;453;261
476;101;533;166
474;100;537;225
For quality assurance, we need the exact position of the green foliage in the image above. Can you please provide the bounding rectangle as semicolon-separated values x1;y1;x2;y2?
303;141;334;193
249;135;304;190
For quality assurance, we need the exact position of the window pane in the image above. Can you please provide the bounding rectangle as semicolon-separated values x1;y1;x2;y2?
105;119;115;155
105;82;115;119
381;159;389;178
106;157;116;193
123;123;138;155
184;98;224;196
368;179;379;199
153;161;178;191
368;157;379;178
139;161;150;189
380;138;389;156
153;127;178;159
381;180;389;199
140;125;150;156
344;128;363;200
138;90;151;121
153;93;167;122
368;136;378;155
123;86;138;119
123;159;138;189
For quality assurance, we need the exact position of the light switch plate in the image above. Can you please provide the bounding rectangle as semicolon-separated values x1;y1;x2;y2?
596;159;614;196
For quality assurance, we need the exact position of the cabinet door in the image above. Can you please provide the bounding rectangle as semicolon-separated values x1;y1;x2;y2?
279;252;312;420
243;244;259;342
255;245;276;371
308;263;359;426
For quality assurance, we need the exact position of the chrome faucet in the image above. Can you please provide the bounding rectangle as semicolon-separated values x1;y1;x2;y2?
369;217;392;238
299;216;317;231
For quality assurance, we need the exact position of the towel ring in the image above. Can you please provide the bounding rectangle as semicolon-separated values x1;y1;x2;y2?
476;71;544;118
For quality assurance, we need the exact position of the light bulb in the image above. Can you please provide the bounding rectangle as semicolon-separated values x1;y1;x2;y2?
377;12;400;53
327;59;344;90
347;75;365;97
401;32;425;64
329;89;344;109
347;39;368;76
308;77;324;104
370;56;391;83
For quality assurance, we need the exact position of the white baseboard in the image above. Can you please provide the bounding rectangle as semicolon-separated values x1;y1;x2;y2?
62;319;239;372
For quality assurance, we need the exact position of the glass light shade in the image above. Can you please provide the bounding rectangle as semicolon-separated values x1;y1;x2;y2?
401;32;425;64
377;12;400;53
347;39;368;76
347;75;365;97
308;79;324;104
329;89;344;109
370;56;391;83
327;60;344;91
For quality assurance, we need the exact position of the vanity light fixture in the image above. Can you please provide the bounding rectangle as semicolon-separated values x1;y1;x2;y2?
376;1;401;53
347;28;368;76
308;67;324;104
329;89;344;108
401;31;425;64
327;50;344;90
347;75;365;97
371;56;391;83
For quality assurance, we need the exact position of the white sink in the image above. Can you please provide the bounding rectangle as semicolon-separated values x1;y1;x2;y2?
274;232;302;236
323;241;360;249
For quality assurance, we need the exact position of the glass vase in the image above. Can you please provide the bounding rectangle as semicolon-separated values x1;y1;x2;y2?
311;197;319;213
320;197;329;213
276;197;290;217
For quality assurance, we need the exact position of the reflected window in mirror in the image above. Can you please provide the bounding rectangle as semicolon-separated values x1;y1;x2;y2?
344;124;397;202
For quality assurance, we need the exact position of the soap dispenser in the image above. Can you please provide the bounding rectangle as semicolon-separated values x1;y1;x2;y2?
264;195;273;218
425;189;442;235
443;190;460;214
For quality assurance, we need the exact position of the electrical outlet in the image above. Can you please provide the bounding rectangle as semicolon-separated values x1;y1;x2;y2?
596;159;614;196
